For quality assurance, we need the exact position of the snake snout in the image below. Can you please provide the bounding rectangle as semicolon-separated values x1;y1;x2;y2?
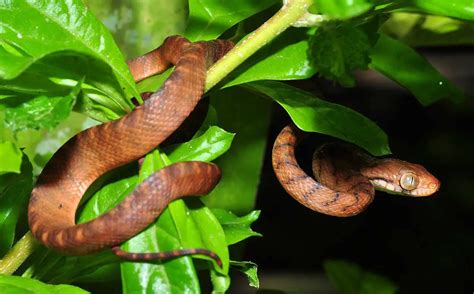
427;179;441;194
413;176;440;197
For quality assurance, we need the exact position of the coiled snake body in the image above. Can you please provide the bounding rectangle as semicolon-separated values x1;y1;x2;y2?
272;125;440;217
28;36;233;264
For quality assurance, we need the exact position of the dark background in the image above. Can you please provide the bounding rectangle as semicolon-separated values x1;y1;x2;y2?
235;47;473;293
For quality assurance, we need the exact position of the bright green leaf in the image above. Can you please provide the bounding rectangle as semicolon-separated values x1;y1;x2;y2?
0;154;32;256
0;56;83;97
309;23;372;87
230;260;259;288
78;175;138;224
410;0;474;21
369;34;466;105
0;275;89;294
78;151;202;293
224;28;316;88
104;138;235;292
382;13;474;46
310;0;374;20
246;81;390;156
3;95;73;132
212;209;262;245
211;270;231;293
1;80;81;133
120;213;201;294
0;54;128;123
0;44;33;80
187;201;230;270
24;249;118;284
186;0;278;40
324;260;397;294
167;126;234;163
0;0;139;114
0;141;22;174
120;150;229;293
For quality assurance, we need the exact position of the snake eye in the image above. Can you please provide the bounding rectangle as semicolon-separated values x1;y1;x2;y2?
400;172;419;191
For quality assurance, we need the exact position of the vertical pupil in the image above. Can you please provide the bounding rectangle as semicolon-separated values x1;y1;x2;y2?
401;173;418;190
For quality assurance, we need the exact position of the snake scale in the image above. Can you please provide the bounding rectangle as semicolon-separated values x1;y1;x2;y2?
28;36;440;266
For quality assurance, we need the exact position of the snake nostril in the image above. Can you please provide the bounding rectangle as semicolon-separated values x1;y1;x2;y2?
430;183;439;191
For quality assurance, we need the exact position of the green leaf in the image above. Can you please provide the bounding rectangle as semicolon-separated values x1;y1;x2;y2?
186;200;230;269
1;80;81;133
0;0;139;114
324;260;397;294
0;154;32;256
309;22;372;87
78;176;138;224
0;54;130;122
3;95;73;132
0;275;89;294
212;209;261;245
310;0;374;20
210;270;230;293
166;126;234;163
120;150;229;293
381;13;474;47
246;81;390;156
369;34;466;105
98;124;236;292
410;0;474;21
0;141;22;174
203;87;272;214
77;155;198;292
185;0;278;40
24;249;118;284
76;152;202;292
0;72;65;99
120;211;201;294
0;43;33;79
224;28;316;87
230;260;259;288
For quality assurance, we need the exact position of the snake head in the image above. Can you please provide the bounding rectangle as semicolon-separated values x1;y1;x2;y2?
397;163;440;196
367;159;440;197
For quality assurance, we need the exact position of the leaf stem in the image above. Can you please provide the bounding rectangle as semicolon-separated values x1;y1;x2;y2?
0;231;39;275
205;0;314;90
